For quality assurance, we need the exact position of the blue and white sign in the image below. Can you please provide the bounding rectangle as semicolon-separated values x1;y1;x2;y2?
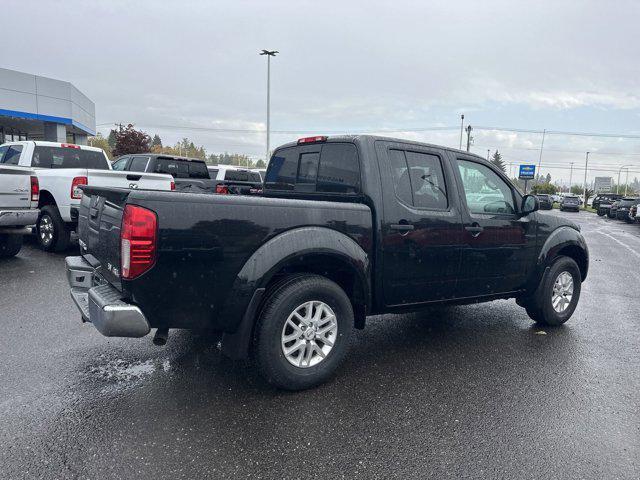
519;164;536;180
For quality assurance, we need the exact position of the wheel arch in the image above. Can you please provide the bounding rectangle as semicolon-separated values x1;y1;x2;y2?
220;226;371;359
536;226;589;283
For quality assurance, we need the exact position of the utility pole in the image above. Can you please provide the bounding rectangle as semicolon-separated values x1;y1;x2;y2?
260;49;278;164
536;129;546;184
459;114;464;149
465;125;473;152
568;162;574;188
617;164;632;194
582;152;589;208
486;149;490;161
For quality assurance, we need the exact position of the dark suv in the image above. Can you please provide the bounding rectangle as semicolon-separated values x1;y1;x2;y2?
560;195;581;212
536;194;553;210
614;197;640;222
592;193;622;210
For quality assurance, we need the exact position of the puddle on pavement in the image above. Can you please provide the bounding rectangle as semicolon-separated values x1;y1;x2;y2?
87;356;171;393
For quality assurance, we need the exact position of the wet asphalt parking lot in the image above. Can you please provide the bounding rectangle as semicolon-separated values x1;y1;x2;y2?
0;210;639;479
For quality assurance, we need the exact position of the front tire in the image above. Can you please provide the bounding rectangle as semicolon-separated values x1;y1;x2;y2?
37;205;70;252
524;256;582;326
253;274;353;391
0;234;23;258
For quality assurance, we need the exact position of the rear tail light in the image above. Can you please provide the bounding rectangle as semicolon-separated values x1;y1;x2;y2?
297;135;328;145
215;184;229;194
121;205;157;279
170;181;175;191
61;143;81;149
71;176;88;199
30;176;39;202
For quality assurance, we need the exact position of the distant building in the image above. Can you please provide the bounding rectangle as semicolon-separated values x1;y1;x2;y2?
0;67;95;145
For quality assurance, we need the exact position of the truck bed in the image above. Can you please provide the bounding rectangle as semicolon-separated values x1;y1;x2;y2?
77;186;372;332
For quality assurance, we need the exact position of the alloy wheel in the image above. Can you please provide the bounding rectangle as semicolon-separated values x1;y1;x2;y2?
281;301;338;368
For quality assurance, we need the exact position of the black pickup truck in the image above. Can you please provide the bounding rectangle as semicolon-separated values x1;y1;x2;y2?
66;135;588;390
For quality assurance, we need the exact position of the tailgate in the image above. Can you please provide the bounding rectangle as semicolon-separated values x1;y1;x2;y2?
0;165;34;209
77;187;131;290
87;169;173;191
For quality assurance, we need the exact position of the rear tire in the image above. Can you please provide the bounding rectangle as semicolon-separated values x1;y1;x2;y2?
0;234;23;258
524;256;581;327
253;274;353;391
37;205;70;252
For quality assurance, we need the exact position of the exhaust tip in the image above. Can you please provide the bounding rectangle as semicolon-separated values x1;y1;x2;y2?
153;328;169;346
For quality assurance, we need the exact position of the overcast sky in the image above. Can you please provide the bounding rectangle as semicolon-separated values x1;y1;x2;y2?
5;0;640;184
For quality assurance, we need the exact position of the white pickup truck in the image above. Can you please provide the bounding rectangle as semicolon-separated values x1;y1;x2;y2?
0;152;40;257
0;141;174;252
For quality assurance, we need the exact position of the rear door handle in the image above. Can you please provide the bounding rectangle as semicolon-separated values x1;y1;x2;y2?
465;225;484;237
390;223;414;231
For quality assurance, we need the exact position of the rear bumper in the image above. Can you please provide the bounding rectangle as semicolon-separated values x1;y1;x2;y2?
66;256;150;337
0;209;39;227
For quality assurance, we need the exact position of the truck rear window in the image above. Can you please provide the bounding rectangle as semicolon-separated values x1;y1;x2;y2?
224;169;262;182
154;158;210;179
266;143;360;194
32;146;108;169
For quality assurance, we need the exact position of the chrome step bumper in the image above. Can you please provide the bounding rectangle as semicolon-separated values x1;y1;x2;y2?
66;256;150;338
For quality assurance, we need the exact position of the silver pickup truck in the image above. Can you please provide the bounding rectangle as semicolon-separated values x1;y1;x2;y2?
0;162;39;257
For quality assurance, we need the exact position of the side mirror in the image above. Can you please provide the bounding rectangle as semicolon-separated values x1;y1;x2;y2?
521;194;539;216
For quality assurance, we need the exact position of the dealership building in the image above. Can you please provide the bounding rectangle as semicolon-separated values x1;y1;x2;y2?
0;67;96;145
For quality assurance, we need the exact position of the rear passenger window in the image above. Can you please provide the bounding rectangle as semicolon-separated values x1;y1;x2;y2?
388;149;448;209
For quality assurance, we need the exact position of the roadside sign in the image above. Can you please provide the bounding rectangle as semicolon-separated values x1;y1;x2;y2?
519;164;536;180
594;176;613;193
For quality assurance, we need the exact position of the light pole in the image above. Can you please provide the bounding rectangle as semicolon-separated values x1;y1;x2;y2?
465;125;473;152
582;152;589;207
260;49;278;164
487;149;490;161
617;164;632;194
536;129;546;184
459;114;464;149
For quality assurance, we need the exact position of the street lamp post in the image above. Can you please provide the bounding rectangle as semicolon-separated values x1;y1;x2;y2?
459;114;464;149
582;152;589;208
536;129;546;184
569;162;574;189
260;49;278;164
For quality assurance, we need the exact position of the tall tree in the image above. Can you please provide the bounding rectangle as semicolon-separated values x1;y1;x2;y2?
88;133;112;159
112;124;151;157
545;173;552;183
107;129;117;150
152;134;162;148
490;150;506;173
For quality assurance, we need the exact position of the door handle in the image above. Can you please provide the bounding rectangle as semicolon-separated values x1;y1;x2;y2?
390;223;414;231
465;224;484;237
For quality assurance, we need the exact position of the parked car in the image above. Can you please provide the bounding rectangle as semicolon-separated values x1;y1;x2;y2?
614;197;640;222
0;141;174;251
207;165;263;194
0;147;39;257
65;135;589;390
536;194;553;210
253;168;267;182
560;195;581;212
112;154;216;193
629;204;638;222
608;200;620;218
592;193;622;210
